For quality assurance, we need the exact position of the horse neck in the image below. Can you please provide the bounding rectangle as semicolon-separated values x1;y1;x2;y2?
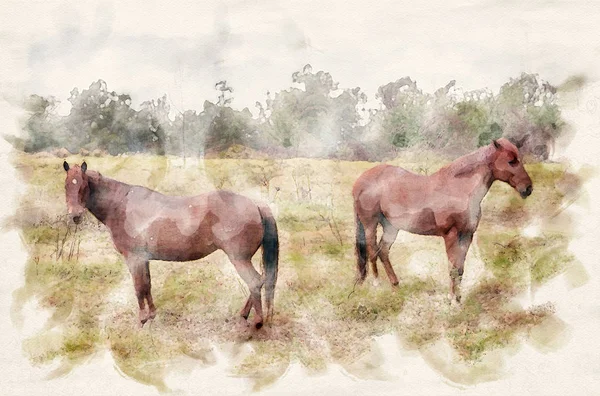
86;171;127;224
436;146;495;205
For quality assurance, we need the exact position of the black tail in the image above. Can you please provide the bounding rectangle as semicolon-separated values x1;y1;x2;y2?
355;212;367;282
258;204;279;324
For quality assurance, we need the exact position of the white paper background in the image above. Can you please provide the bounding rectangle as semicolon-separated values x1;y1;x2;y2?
1;1;599;394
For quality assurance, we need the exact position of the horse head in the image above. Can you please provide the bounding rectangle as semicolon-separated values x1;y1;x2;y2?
490;138;533;198
63;160;90;224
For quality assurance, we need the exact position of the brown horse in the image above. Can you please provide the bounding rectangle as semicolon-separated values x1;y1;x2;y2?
63;161;279;329
352;138;533;302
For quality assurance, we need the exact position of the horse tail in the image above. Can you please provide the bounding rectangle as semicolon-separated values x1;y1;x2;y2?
355;211;368;282
258;204;279;324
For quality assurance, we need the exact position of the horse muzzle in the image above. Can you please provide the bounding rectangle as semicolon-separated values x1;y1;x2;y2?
519;184;533;199
68;208;85;224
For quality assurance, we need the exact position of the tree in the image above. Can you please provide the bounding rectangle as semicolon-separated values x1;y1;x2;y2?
21;94;62;152
64;80;137;154
374;77;429;149
454;101;491;147
204;82;255;153
135;96;170;155
10;70;564;162
495;73;561;159
262;65;366;157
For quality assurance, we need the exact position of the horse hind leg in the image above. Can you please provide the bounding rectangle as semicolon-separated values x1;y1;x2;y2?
378;216;400;287
362;219;380;281
126;255;155;327
230;257;264;329
240;297;252;320
355;214;368;283
146;290;156;321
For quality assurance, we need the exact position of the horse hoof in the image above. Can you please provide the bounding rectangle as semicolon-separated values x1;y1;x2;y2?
253;317;264;330
448;296;461;307
447;294;456;305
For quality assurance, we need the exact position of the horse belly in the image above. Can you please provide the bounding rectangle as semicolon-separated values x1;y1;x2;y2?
146;221;216;262
404;210;439;235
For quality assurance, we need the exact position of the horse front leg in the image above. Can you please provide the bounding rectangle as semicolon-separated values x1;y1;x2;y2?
125;255;155;327
443;228;473;304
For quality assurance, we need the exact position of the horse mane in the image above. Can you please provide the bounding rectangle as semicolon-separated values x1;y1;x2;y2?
86;170;130;191
86;170;130;201
86;169;164;201
86;170;103;184
437;145;494;179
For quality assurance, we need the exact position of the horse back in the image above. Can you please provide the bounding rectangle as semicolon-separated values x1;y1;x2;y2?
353;164;447;235
353;164;425;201
106;188;263;261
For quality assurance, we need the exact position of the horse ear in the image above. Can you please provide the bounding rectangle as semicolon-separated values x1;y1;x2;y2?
81;161;87;173
493;140;501;150
63;161;70;172
515;135;529;149
514;139;523;149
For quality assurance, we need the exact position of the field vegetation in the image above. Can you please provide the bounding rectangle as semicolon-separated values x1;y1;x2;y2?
9;151;589;390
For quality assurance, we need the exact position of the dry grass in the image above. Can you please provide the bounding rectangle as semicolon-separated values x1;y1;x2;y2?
10;151;587;391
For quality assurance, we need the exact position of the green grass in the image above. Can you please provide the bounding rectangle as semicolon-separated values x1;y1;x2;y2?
12;151;586;390
277;203;329;232
21;224;58;245
477;231;576;289
531;242;576;285
19;257;123;367
158;266;220;310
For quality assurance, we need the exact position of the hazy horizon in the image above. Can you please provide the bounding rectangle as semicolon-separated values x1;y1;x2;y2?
2;0;599;117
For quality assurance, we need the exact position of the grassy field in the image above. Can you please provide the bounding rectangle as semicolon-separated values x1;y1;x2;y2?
9;151;590;391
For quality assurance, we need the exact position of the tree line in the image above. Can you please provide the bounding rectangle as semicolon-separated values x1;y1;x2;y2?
8;64;564;161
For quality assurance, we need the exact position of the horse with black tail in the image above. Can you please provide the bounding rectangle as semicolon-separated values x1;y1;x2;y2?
63;160;279;329
353;138;533;303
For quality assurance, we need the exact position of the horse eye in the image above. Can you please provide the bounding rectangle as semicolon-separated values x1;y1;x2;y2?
509;158;518;166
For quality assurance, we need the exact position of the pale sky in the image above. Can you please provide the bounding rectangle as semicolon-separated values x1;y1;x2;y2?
1;0;600;117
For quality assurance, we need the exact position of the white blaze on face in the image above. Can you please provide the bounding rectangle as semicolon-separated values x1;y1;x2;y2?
72;179;77;184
